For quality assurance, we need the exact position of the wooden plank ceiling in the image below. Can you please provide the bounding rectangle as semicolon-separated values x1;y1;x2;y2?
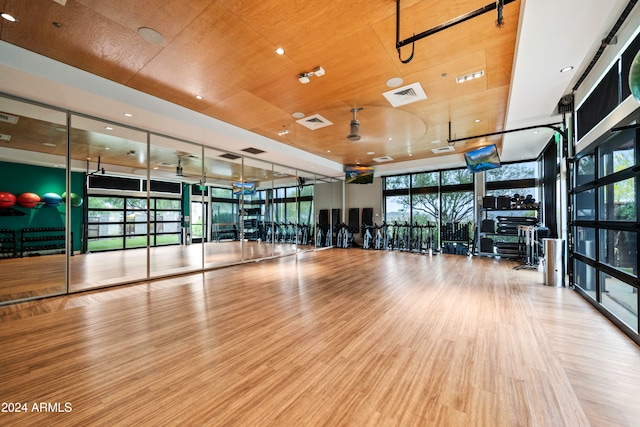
0;0;521;168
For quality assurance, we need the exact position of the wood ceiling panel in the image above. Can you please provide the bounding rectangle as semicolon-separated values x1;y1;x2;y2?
128;1;294;106
2;0;160;84
204;90;291;132
247;26;400;117
75;0;214;42
219;0;422;63
0;0;522;167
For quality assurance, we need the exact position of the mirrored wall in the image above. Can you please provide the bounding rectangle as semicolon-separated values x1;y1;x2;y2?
0;93;341;305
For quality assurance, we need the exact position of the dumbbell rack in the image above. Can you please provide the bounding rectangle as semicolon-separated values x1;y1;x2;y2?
20;227;66;257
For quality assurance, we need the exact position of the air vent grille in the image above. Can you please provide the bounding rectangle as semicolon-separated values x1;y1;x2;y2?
0;113;19;124
0;134;11;142
372;156;394;163
382;82;427;107
220;153;241;160
431;146;455;154
241;147;266;155
296;114;334;130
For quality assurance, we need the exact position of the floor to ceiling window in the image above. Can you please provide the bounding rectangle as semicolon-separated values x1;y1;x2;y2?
572;125;639;337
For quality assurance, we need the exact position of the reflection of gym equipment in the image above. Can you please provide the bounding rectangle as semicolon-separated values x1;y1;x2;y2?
362;224;373;249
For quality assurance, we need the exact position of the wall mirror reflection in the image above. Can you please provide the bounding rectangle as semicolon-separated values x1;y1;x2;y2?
0;96;68;303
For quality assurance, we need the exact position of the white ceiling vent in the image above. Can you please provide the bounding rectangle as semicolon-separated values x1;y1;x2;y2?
431;146;455;154
296;114;333;130
382;82;427;108
0;134;11;142
0;113;19;124
372;155;394;163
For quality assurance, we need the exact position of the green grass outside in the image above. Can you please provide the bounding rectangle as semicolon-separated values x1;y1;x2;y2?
88;235;180;251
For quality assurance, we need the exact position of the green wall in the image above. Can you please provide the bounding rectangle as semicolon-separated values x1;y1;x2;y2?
0;161;84;251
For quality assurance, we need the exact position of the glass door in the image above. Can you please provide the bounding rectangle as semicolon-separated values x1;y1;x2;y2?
190;201;207;243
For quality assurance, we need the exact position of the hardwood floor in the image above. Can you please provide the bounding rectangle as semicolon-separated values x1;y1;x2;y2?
0;241;300;302
0;250;638;426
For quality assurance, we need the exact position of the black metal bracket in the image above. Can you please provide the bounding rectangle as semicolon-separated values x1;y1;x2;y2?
396;0;515;64
447;122;567;145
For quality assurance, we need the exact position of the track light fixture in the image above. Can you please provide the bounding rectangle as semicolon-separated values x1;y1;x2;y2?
298;66;325;84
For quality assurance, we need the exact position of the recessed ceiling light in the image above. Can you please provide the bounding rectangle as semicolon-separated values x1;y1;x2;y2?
52;22;62;28
105;126;113;130
388;137;393;141
123;113;133;117
42;143;56;147
474;119;481;123
386;77;404;88
104;147;110;150
1;13;17;22
560;66;574;73
456;70;484;83
195;95;203;100
275;47;285;55
409;153;413;157
138;27;165;45
431;139;441;144
366;151;375;155
441;73;448;77
327;150;331;153
277;129;289;136
292;112;305;119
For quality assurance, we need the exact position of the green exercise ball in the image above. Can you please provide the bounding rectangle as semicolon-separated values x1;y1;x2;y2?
62;192;83;207
630;49;640;102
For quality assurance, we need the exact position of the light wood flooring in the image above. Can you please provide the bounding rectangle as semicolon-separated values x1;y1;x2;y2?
0;250;639;426
0;241;300;303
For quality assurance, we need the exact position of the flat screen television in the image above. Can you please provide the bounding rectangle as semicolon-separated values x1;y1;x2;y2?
464;144;501;173
232;182;256;195
345;166;374;184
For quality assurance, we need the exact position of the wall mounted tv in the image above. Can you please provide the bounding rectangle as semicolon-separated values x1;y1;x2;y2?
464;144;501;173
345;166;374;184
232;182;256;195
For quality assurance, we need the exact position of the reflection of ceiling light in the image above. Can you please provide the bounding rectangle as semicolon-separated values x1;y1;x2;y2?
105;126;113;130
42;143;56;147
195;95;203;100
1;13;17;22
275;47;285;55
560;66;574;73
456;70;484;83
298;66;325;84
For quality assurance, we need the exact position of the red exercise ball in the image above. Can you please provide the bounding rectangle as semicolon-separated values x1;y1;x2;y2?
17;192;41;208
0;191;16;208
